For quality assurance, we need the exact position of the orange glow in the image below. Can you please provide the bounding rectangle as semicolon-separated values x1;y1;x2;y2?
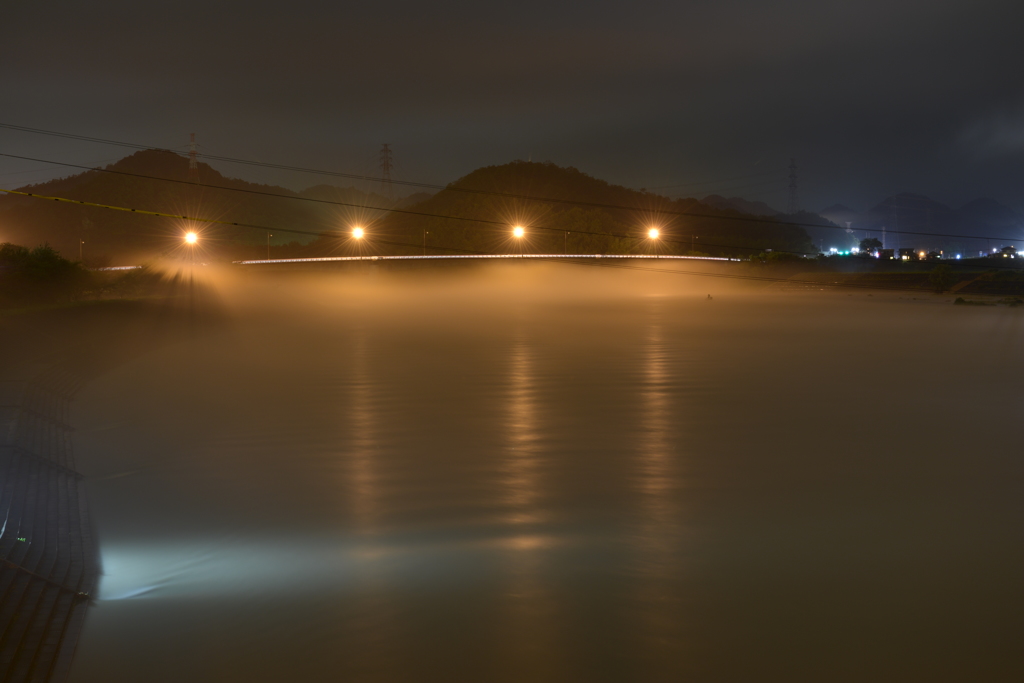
648;228;660;239
513;226;525;238
184;232;198;244
353;227;365;239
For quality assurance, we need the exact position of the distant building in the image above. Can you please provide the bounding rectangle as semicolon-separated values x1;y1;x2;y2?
879;248;895;260
898;248;918;261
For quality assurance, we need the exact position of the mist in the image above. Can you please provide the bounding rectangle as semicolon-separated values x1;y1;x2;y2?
4;262;1017;681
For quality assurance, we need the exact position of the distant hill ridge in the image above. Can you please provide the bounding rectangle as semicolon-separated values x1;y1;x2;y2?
0;150;394;262
376;160;815;257
2;152;820;261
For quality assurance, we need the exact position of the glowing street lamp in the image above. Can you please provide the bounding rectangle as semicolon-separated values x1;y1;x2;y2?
647;227;660;239
352;227;365;239
184;232;198;244
512;226;525;238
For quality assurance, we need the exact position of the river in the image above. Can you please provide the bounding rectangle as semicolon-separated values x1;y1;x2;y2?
66;263;1024;681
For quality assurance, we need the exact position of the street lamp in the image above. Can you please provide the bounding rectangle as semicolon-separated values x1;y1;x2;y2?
647;227;660;239
185;232;198;244
512;226;525;238
352;227;365;239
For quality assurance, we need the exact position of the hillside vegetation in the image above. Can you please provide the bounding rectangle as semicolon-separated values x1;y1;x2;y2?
366;161;815;257
0;153;817;262
0;150;390;264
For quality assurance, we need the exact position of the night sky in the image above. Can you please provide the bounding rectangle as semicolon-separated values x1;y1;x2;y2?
2;0;1022;212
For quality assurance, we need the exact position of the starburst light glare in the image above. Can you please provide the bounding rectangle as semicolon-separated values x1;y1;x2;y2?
185;232;198;244
513;226;525;238
353;227;365;239
648;227;660;239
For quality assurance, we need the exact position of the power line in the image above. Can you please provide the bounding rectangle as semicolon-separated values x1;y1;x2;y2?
0;182;801;256
0;151;803;255
3;150;1020;249
0;122;926;243
0;121;430;188
3;184;1020;282
0;121;798;224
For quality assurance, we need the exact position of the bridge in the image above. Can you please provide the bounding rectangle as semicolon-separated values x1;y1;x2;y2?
233;253;742;265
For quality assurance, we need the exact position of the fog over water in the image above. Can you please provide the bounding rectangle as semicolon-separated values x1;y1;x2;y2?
67;263;1023;681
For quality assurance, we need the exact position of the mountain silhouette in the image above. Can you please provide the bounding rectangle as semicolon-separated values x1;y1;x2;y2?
0;155;817;262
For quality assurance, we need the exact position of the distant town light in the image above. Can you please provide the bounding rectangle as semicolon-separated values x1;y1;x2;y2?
956;254;961;259
352;227;365;239
513;226;525;238
184;232;198;244
647;227;660;239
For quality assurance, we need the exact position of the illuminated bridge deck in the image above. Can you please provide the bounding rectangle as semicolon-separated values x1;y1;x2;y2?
234;253;742;265
0;365;97;683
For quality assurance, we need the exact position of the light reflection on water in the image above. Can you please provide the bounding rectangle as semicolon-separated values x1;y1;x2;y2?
497;326;563;677
348;325;378;534
631;303;687;670
68;273;1024;682
503;329;541;524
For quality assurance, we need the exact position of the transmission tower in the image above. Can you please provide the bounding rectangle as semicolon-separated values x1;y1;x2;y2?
188;133;199;183
787;158;798;214
379;143;394;204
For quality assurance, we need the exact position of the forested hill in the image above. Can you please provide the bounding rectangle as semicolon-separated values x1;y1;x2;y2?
0;153;817;263
0;150;390;264
375;161;816;257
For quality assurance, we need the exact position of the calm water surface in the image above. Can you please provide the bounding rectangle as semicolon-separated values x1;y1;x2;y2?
68;268;1024;681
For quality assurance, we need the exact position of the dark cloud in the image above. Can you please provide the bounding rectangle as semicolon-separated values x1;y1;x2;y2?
1;0;1022;212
